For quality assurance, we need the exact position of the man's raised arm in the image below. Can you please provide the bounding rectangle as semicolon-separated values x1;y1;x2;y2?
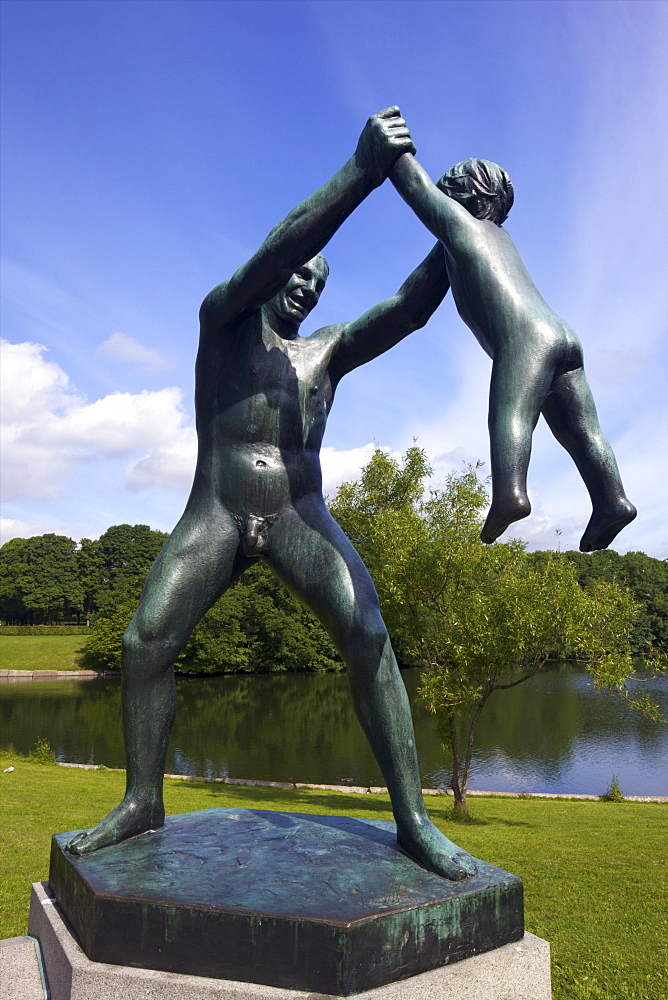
330;242;449;380
200;108;415;329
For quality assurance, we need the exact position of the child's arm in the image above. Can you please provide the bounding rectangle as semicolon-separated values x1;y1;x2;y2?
389;153;474;246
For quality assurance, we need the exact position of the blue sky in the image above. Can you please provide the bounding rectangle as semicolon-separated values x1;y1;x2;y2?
1;0;666;555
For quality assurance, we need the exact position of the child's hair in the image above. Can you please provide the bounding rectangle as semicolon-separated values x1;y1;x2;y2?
437;159;514;225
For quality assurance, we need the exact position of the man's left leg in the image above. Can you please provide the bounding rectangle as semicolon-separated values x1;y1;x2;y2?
265;493;477;880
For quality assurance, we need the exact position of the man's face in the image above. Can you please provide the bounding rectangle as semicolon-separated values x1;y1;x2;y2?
269;257;328;327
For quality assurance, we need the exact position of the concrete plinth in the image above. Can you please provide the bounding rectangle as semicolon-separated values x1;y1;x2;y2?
28;881;552;999
0;935;48;1000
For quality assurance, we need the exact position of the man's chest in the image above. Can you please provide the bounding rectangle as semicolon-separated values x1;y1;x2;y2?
243;330;334;411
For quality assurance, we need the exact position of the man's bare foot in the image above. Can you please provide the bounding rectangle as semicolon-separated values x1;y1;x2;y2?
67;796;165;855
579;499;637;552
481;494;531;545
397;817;478;881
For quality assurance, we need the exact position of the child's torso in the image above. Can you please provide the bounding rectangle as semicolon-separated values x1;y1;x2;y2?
442;224;581;367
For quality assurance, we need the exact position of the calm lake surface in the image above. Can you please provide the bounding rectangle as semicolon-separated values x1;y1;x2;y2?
1;666;666;796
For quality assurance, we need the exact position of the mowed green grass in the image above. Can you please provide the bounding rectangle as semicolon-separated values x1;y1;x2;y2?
1;754;666;1000
0;635;87;670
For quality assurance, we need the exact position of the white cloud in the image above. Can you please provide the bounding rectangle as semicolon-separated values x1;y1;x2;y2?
97;332;172;371
126;431;197;492
320;443;400;499
0;517;33;546
0;516;84;547
0;338;74;423
1;339;195;501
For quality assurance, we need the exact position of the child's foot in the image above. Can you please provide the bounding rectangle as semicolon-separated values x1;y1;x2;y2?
397;816;478;881
481;494;531;544
67;796;165;855
579;499;637;552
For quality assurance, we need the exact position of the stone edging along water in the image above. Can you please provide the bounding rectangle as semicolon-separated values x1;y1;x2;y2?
0;669;104;679
55;763;668;803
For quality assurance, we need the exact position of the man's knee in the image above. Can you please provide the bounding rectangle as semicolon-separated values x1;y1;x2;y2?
122;614;186;671
342;610;390;662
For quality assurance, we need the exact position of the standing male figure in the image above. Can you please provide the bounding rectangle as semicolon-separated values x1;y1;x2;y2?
69;108;477;881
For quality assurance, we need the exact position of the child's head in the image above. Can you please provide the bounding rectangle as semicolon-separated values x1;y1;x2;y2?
437;159;514;225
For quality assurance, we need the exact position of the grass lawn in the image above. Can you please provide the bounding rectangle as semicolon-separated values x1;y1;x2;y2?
1;753;665;1000
0;635;87;671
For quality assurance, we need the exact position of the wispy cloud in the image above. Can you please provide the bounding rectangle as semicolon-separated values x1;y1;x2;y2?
126;431;196;492
97;332;173;371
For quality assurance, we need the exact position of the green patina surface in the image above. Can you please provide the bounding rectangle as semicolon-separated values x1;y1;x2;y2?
50;807;523;994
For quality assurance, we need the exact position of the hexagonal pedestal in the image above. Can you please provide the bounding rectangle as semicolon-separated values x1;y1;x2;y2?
49;808;523;996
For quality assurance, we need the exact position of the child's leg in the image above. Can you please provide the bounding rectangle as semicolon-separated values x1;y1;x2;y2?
483;350;552;543
541;368;636;551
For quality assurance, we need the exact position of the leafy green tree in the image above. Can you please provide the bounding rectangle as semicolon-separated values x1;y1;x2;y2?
549;549;668;654
330;448;658;815
0;534;83;624
179;562;342;674
76;537;106;624
86;561;342;674
83;603;136;669
0;537;29;623
80;524;168;616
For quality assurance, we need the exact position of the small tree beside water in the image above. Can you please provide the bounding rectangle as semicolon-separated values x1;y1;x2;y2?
330;447;659;816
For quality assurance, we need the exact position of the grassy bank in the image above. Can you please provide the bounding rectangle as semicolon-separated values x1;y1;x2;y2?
1;752;665;1000
0;635;87;671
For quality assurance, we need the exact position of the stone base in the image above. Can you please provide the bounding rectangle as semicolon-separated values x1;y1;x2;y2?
28;882;552;999
0;935;48;1000
49;809;524;994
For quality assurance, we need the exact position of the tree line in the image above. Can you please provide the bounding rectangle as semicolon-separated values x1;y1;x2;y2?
0;524;342;673
1;485;666;671
0;524;168;626
3;455;665;811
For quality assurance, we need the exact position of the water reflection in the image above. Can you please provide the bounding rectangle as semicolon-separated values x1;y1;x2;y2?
1;666;666;796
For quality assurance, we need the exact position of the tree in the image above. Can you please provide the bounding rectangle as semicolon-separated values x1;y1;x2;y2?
330;448;660;815
83;603;136;669
78;524;168;616
0;537;29;623
76;537;106;624
551;549;668;654
0;534;83;624
178;562;342;674
86;561;342;675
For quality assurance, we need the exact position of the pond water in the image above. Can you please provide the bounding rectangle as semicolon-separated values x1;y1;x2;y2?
1;665;666;796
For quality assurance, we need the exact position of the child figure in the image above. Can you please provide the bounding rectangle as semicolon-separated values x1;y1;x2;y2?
390;153;636;551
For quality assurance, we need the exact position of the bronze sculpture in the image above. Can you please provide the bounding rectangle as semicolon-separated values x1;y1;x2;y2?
68;114;636;885
68;108;478;881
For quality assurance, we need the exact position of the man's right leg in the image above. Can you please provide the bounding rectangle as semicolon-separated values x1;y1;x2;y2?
266;495;477;880
68;500;244;854
541;368;636;551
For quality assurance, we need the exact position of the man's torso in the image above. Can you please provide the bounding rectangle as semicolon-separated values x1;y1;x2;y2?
192;308;341;516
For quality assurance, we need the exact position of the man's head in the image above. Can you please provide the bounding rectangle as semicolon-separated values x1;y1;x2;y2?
268;254;329;333
437;159;514;226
